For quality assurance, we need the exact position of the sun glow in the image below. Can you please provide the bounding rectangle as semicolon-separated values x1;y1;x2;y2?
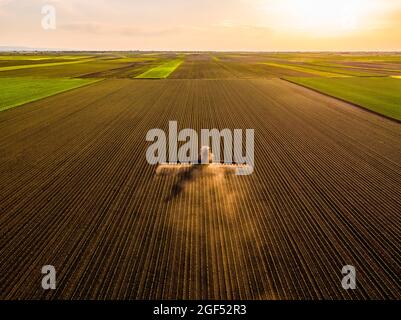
264;0;378;36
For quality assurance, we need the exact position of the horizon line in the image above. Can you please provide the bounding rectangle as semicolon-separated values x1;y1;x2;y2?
1;48;401;53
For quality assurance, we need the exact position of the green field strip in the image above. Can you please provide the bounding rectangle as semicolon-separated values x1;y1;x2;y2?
337;56;401;63
135;59;183;79
0;55;93;61
0;61;137;79
286;76;401;121
301;62;385;77
0;78;100;112
0;58;98;72
109;57;157;63
263;62;349;78
328;63;401;74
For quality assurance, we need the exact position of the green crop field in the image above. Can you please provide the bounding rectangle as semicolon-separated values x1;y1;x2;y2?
0;57;96;72
263;62;349;78
299;63;385;77
0;55;165;78
0;55;92;61
0;78;99;112
135;59;183;79
286;77;401;121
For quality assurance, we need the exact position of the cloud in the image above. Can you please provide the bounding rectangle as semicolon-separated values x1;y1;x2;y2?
0;0;400;50
0;0;13;15
59;22;180;38
0;0;13;5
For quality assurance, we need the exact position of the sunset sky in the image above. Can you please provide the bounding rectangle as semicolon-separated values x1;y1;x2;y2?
1;0;401;51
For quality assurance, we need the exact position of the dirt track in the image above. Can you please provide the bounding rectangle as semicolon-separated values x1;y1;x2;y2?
0;79;400;299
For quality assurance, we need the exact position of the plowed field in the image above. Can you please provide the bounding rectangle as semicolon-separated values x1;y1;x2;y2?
1;78;400;299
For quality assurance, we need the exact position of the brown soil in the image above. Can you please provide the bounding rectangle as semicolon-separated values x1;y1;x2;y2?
0;78;400;300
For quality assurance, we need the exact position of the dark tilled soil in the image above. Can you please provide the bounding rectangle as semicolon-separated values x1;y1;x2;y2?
0;78;400;299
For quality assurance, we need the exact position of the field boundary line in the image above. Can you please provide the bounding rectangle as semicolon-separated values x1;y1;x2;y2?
281;77;401;124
